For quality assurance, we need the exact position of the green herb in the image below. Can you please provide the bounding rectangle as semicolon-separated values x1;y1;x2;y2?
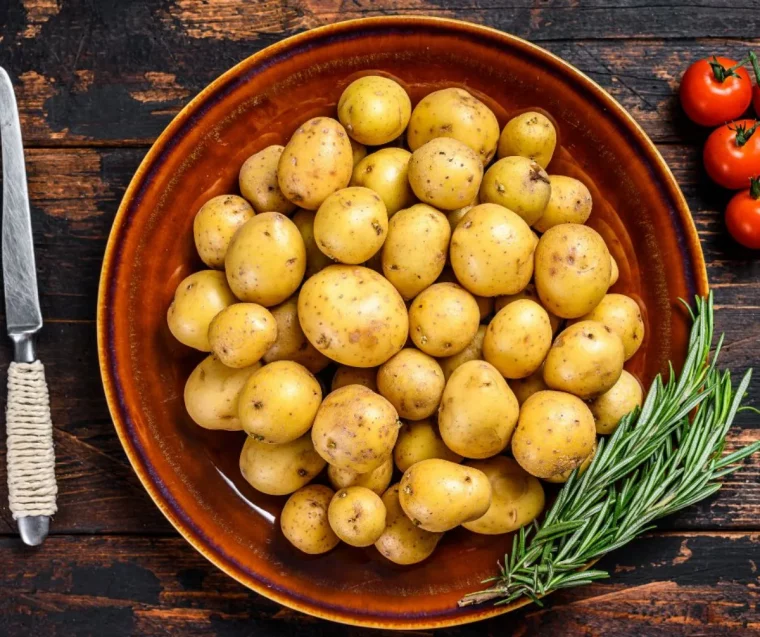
459;293;760;608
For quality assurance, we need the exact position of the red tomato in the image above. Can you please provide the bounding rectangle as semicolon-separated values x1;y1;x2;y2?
726;178;760;249
680;56;752;126
703;119;760;189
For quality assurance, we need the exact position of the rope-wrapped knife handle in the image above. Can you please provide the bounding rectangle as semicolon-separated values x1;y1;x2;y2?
6;360;57;518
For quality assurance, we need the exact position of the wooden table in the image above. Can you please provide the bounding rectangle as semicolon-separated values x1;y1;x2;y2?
1;1;759;635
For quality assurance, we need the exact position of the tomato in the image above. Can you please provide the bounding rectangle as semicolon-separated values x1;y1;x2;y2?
703;119;760;189
726;178;760;249
679;56;752;126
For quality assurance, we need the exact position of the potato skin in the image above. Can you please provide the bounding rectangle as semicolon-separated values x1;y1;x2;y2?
450;203;535;297
534;223;611;319
382;204;450;300
298;265;408;367
337;76;411;146
278;117;353;210
399;459;492;532
609;254;620;286
462;457;545;534
351;147;416;217
167;270;236;351
331;365;378;392
262;295;330;373
439;360;519;459
512;390;596;480
292;209;333;278
208;303;277;368
239;433;326;496
509;367;549;406
193;194;255;268
281;485;340;555
311;385;400;473
393;418;462;472
238;145;297;215
533;175;593;233
184;355;261;430
375;484;443;565
497;111;557;169
543;439;596;484
544;320;625;400
435;268;492;322
328;486;387;547
447;204;475;231
575;294;645;361
327;455;393;495
590;370;643;434
494;283;562;334
479;157;551;226
438;325;486;381
350;138;367;166
377;349;445;420
224;212;306;306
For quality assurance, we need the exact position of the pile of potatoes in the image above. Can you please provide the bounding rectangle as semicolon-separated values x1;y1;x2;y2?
169;75;646;564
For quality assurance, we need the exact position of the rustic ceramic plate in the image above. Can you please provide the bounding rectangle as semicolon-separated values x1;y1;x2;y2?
97;16;707;629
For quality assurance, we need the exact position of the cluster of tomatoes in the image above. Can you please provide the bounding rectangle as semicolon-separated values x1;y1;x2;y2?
680;53;760;249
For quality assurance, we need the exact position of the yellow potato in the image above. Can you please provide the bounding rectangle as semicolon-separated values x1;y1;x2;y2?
375;484;443;565
331;365;378;392
311;384;400;473
511;390;596;480
351;148;416;216
239;433;326;496
447;204;475;232
337;76;411;146
382;204;450;300
479;157;551;226
278;117;353;210
408;283;480;357
238;360;322;444
183;354;261;430
298;265;408;367
193;194;255;268
292;209;333;278
544;320;625;399
350;138;367;166
327;455;393;495
262;295;330;373
399;459;492;532
407;138;483;210
438;325;486;381
483;300;553;379
494;283;562;334
543;439;597;484
534;223;611;319
450;203;535;297
574;294;645;361
377;348;445;420
589;370;643;434
497;111;557;169
393;418;462;472
435;268;492;322
224;212;306;306
508;367;549;406
238;145;297;215
280;485;339;554
533;175;593;233
208;303;277;368
167;270;236;351
328;486;387;547
462;457;545;534
439;360;519;458
407;88;500;164
609;254;620;286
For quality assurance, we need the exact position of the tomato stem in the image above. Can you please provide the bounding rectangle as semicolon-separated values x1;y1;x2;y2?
749;51;760;84
750;177;760;200
732;120;759;147
710;55;750;83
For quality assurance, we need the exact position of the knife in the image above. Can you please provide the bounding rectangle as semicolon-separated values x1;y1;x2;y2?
0;66;56;546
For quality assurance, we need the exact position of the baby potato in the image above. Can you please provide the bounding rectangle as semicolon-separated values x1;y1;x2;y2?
575;294;645;361
511;390;596;480
435;268;492;322
167;270;236;351
462;457;545;534
312;384;400;473
337;76;411;146
298;265;408;367
438;325;486;381
382;204;450;300
375;484;443;565
407;88;500;164
399;459;492;532
509;367;549;406
238;145;297;215
377;349;445;420
543;320;625;399
281;485;340;555
483;299;553;379
394;418;462;473
534;223;611;319
278;117;353;210
328;455;393;495
313;187;388;264
408;138;483;210
447;204;475;231
332;365;378;392
533;175;593;233
239;433;326;496
494;283;562;334
224;212;306;306
208;303;277;368
263;295;330;373
479;157;551;226
328;486;387;547
450;203;535;297
351;148;416;216
408;283;480;357
609;254;620;286
589;370;643;434
439;360;519;459
238;360;322;444
292;209;333;277
350;138;367;166
184;354;261;430
193;194;255;268
497;111;557;169
543;440;597;484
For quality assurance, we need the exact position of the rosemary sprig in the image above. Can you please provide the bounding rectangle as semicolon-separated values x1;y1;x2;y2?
459;293;760;608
